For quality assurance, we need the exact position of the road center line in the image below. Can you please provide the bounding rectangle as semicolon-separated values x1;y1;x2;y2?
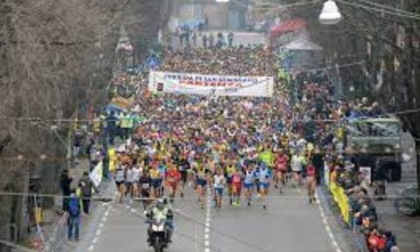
89;206;111;252
204;187;212;252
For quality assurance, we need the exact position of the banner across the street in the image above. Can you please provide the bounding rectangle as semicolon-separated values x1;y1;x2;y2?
148;71;274;97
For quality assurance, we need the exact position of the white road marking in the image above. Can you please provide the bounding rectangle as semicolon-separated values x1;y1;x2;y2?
204;187;212;252
315;191;342;252
89;206;111;252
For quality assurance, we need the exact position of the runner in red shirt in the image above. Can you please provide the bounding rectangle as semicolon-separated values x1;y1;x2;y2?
306;161;316;204
274;149;288;193
231;168;243;206
166;164;181;203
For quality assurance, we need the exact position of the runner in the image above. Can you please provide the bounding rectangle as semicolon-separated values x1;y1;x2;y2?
225;160;236;205
243;163;256;206
231;167;244;206
193;159;210;209
132;160;142;198
115;163;126;203
306;161;317;204
150;163;162;199
256;162;271;210
139;168;152;209
166;164;181;203
107;43;354;217
177;152;190;198
213;167;226;208
274;149;288;193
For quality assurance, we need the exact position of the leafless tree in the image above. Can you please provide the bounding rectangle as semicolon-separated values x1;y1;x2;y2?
0;0;168;249
284;0;420;190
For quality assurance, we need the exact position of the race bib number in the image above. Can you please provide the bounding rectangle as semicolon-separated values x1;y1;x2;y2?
233;176;241;183
142;183;150;189
168;177;176;183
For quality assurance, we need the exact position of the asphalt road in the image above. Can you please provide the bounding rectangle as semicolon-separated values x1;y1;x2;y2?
73;183;340;252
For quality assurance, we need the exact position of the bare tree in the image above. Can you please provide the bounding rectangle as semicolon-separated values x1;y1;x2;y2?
283;0;420;191
0;0;166;248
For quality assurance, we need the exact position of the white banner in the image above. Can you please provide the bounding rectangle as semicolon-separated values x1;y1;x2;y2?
89;161;103;188
148;71;274;97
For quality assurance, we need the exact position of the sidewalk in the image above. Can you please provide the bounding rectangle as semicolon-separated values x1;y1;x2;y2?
41;138;126;252
374;182;420;252
38;159;91;252
373;132;420;251
28;157;112;252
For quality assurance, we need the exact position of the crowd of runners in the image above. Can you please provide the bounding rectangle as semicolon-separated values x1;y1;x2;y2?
97;39;404;251
107;45;335;212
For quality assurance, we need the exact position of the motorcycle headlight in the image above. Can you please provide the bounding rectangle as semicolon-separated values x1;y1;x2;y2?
395;143;401;149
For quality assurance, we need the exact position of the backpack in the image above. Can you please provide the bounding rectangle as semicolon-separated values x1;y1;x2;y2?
68;197;80;217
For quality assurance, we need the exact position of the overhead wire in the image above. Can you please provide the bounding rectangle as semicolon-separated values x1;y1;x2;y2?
0;190;414;203
338;0;420;20
351;0;420;19
232;0;323;10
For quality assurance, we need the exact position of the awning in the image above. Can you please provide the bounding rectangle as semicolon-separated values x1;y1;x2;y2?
270;18;306;37
282;39;323;51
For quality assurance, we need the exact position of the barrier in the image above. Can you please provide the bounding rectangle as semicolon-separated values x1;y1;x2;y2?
329;180;351;225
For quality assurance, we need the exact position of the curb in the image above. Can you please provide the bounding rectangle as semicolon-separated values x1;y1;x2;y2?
316;186;369;252
42;180;115;252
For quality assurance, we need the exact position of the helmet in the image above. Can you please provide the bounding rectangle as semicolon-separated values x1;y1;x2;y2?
156;198;166;210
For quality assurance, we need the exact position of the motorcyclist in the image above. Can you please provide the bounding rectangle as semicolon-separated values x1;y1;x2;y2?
145;198;174;245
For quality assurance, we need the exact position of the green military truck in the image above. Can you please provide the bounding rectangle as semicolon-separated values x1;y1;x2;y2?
345;117;403;181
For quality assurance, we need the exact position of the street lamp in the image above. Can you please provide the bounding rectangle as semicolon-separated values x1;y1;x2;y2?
319;0;342;25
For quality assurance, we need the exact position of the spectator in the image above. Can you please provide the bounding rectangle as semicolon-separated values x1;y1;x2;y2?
67;188;81;241
384;231;397;251
202;34;208;49
78;171;99;215
209;33;214;48
73;130;84;159
60;169;72;211
390;246;400;252
228;32;234;47
192;31;197;47
106;111;117;145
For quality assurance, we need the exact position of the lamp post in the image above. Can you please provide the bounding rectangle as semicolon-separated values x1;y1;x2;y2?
319;0;342;25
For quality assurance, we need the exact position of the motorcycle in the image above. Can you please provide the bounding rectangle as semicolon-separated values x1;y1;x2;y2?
149;217;169;252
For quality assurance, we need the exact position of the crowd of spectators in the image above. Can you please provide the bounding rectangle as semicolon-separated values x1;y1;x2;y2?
329;159;400;252
291;73;400;252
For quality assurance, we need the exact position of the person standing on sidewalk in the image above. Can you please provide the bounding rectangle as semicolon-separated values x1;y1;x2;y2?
106;111;117;145
78;171;99;215
227;32;234;47
73;129;84;161
60;169;73;211
67;188;81;242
